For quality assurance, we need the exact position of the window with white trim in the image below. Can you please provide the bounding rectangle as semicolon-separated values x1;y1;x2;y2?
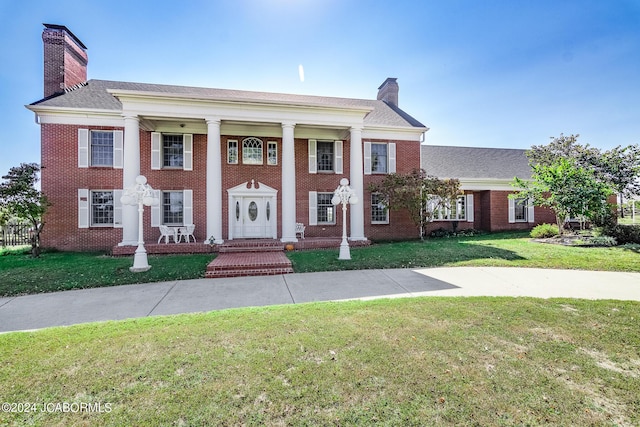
317;193;336;224
228;140;238;164
162;191;184;225
364;141;396;175
371;193;389;224
514;197;528;222
242;137;263;165
91;191;114;226
162;134;184;168
371;143;388;173
317;141;334;172
432;195;467;220
90;131;114;167
267;141;277;165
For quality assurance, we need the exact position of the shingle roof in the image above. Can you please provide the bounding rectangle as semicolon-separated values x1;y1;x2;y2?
30;79;426;129
421;145;532;180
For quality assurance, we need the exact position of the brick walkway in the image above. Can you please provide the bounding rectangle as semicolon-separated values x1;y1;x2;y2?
206;250;293;278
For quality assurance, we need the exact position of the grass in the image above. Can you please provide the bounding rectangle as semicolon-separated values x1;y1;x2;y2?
289;231;640;273
1;297;638;426
0;247;213;296
1;231;638;296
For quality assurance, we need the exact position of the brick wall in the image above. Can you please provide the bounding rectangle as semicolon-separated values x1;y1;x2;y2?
42;27;87;98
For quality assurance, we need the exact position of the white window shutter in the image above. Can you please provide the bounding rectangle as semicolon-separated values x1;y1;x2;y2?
364;141;372;175
334;140;343;174
388;143;396;174
151;189;161;227
78;189;89;228
113;189;123;228
78;129;89;168
466;194;474;222
183;134;193;171
528;198;535;223
183;189;193;225
151;132;162;170
508;197;516;223
308;191;317;226
113;130;123;169
308;139;317;174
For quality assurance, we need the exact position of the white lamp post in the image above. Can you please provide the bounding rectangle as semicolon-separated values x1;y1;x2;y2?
332;178;359;260
121;175;158;272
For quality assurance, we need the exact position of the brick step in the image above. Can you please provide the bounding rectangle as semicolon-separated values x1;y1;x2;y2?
206;251;293;279
205;267;293;278
217;239;284;253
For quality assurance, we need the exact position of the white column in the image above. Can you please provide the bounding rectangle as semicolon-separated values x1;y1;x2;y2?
120;115;140;246
349;126;366;240
281;122;297;242
206;118;224;244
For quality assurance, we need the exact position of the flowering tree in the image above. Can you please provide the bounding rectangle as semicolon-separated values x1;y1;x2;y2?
369;169;461;239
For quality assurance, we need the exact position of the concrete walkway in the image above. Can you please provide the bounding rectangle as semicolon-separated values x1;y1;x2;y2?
1;267;639;333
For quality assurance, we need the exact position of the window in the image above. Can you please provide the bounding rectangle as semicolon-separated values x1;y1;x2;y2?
242;137;263;165
90;131;113;166
317;193;335;224
163;134;184;167
371;143;388;173
163;191;184;225
228;140;238;164
514;197;528;222
432;195;466;220
364;142;395;175
91;191;114;226
371;193;389;224
317;141;334;172
267;141;277;165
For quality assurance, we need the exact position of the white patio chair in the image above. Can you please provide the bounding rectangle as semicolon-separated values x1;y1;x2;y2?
178;224;196;243
295;222;306;239
158;225;178;244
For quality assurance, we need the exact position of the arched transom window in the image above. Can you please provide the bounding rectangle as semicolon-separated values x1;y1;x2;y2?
242;137;263;165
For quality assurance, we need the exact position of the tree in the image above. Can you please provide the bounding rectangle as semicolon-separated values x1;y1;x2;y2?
513;157;614;235
0;163;49;257
369;169;461;239
528;134;640;218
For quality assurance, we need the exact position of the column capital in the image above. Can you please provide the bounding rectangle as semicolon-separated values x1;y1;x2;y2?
350;125;364;132
281;121;296;129
122;114;139;122
205;117;221;126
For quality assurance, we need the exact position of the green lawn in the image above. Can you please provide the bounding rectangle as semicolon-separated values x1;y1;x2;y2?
1;231;638;296
1;297;638;426
288;231;640;273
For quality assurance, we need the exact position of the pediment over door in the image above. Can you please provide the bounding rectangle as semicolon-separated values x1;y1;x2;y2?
227;180;278;197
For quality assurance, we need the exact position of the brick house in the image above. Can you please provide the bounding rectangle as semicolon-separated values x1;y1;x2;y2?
28;25;428;252
421;145;556;232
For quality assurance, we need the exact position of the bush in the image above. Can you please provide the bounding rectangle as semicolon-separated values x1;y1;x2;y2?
586;236;617;247
530;223;560;239
428;227;482;238
603;224;640;245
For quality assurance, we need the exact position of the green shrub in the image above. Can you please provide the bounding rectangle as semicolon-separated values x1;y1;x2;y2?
586;236;617;247
530;223;560;239
603;224;640;245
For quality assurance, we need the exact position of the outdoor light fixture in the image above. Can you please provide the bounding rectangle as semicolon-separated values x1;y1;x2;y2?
121;175;159;272
331;178;359;260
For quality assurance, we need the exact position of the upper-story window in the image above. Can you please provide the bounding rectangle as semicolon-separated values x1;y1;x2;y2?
79;128;122;169
163;134;184;168
364;142;396;175
90;131;114;167
267;141;278;165
317;141;334;172
151;133;193;171
228;140;238;164
242;137;263;165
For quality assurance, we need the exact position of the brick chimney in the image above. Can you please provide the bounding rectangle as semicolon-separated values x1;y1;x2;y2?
42;24;88;98
377;77;399;106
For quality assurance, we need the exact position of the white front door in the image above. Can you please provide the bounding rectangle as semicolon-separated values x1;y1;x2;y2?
228;181;278;240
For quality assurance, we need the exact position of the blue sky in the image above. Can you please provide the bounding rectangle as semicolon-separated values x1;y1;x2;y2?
1;0;639;176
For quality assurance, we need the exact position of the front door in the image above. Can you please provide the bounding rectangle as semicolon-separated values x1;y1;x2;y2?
227;181;278;240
